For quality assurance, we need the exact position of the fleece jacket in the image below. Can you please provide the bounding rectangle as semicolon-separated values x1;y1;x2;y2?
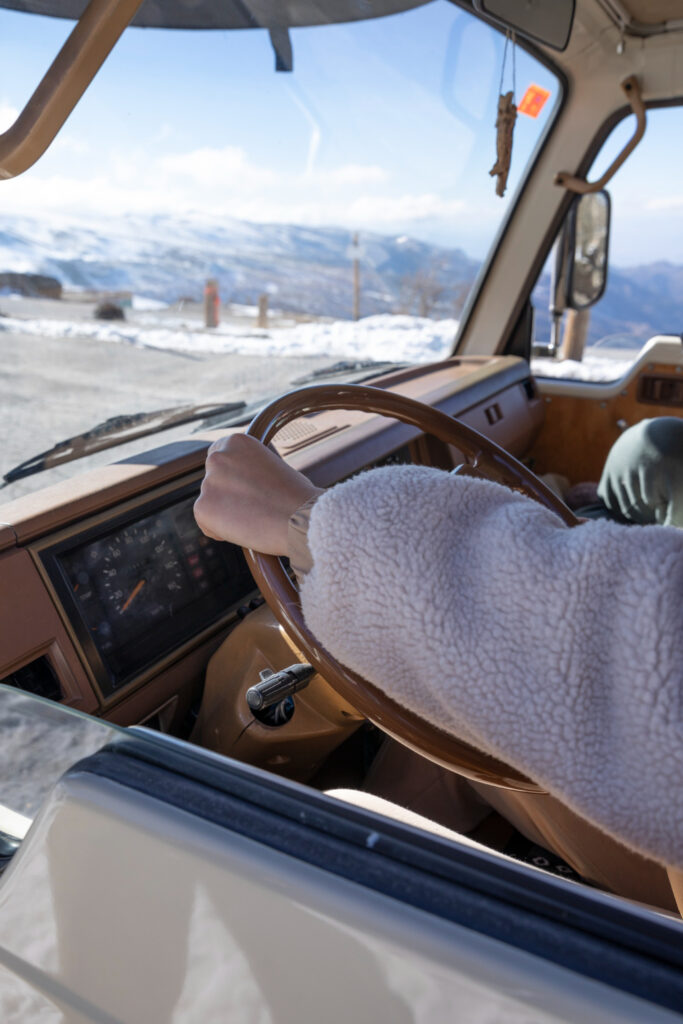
299;465;683;869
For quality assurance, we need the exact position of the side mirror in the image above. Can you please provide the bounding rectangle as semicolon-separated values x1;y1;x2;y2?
532;190;610;359
566;190;611;310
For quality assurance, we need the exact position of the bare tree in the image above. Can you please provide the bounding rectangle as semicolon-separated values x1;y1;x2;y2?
400;259;446;317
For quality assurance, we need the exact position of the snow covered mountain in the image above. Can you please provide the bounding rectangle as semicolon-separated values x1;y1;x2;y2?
0;212;478;320
2;211;681;339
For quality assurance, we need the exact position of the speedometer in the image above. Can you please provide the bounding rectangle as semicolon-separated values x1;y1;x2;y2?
45;490;255;697
99;523;186;623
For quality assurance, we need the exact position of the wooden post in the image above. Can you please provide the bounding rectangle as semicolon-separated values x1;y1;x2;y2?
204;278;219;328
559;308;590;361
258;293;269;329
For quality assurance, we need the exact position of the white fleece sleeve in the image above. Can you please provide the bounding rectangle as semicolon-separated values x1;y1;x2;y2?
299;465;683;869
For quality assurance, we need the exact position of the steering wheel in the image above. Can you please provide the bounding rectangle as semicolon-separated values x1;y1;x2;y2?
245;383;579;792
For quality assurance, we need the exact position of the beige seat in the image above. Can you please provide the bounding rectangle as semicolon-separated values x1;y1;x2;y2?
328;787;683;917
343;739;681;915
327;788;525;863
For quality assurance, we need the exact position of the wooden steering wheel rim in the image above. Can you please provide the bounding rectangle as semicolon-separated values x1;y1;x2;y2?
245;383;579;792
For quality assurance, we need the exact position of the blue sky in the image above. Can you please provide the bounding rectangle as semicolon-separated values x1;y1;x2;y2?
0;1;677;265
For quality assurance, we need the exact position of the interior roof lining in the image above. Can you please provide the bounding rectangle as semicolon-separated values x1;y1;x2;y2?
0;0;431;30
597;0;683;33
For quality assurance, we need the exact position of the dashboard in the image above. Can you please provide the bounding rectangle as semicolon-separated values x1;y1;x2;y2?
0;355;544;733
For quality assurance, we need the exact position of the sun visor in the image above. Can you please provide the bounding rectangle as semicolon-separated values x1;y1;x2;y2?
0;0;430;29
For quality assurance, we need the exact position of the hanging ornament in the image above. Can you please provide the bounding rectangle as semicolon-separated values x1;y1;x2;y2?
489;33;518;198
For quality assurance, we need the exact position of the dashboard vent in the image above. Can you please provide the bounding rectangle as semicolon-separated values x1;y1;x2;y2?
1;657;63;702
638;374;683;407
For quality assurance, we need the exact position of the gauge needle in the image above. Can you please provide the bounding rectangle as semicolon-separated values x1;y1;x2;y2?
121;579;145;613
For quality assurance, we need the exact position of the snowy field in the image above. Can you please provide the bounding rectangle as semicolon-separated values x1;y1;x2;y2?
0;292;638;376
531;349;636;382
0;298;458;364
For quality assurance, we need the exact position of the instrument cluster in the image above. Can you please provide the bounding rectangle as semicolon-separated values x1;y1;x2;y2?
41;487;254;697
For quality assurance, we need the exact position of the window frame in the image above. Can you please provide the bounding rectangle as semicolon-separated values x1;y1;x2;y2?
513;96;683;364
60;725;683;1014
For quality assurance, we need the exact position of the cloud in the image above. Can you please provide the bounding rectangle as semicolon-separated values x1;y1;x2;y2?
644;195;683;212
348;193;466;223
52;133;90;156
0;101;19;133
0;137;470;247
322;164;387;185
159;146;277;189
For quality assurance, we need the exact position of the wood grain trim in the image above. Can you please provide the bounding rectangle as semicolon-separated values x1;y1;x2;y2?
528;363;683;483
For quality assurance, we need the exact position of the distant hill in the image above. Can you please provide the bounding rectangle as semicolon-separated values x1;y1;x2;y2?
532;261;683;348
0;213;478;321
0;212;681;340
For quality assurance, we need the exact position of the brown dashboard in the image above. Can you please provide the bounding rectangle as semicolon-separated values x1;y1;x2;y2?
0;355;543;733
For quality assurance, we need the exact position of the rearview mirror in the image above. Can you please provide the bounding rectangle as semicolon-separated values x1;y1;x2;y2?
566;190;611;310
473;0;575;51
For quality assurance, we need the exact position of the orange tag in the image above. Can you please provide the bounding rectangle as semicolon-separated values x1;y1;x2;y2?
518;85;551;118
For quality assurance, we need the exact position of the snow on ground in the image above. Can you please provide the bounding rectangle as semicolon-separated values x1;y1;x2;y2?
0;312;459;364
0;296;641;381
531;348;636;383
131;294;168;311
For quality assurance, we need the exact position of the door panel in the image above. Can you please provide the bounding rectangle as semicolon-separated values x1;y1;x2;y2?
530;341;683;482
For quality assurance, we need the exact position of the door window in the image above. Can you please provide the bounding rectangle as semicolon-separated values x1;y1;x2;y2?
531;105;683;382
0;686;117;851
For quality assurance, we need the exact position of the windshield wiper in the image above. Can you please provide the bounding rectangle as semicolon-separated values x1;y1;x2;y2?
291;359;408;386
2;401;246;485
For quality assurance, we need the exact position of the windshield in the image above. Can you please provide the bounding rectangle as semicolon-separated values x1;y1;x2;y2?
0;2;559;499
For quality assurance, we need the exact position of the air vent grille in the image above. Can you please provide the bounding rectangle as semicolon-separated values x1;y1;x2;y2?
638;374;683;407
1;657;63;702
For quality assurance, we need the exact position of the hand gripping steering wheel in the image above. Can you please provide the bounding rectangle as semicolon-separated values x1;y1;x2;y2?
245;383;579;792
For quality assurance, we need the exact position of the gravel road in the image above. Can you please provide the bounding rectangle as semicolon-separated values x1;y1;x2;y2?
0;297;331;502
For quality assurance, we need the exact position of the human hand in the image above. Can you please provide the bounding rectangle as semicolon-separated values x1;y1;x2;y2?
194;433;322;555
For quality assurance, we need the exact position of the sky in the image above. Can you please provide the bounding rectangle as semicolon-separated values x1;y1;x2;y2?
0;1;559;260
0;1;680;266
589;109;683;267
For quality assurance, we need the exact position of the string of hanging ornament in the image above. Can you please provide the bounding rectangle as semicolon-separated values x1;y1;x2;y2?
489;30;517;198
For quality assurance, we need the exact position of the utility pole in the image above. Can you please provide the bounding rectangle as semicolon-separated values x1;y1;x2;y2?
258;292;269;329
351;232;360;321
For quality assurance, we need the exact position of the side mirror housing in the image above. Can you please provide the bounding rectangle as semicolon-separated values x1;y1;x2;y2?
532;190;611;359
566;190;611;310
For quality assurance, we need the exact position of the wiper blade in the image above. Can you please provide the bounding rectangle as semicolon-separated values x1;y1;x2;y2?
291;360;407;386
3;401;246;485
192;396;271;433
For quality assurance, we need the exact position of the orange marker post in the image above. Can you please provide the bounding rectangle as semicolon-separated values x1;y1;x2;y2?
204;278;220;328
